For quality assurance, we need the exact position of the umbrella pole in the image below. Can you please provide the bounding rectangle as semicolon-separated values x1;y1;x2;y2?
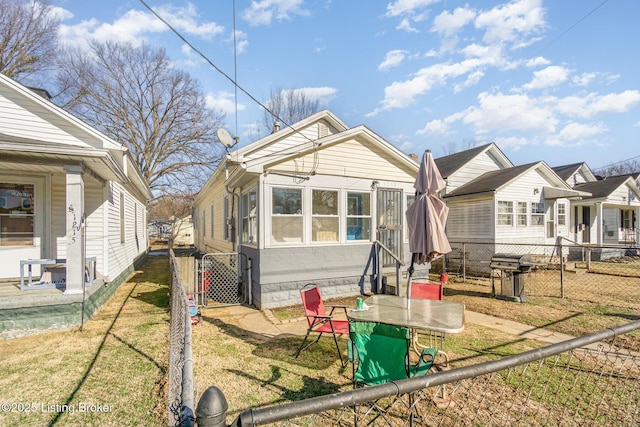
406;254;415;310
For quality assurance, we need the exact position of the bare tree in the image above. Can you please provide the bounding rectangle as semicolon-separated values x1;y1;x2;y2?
441;138;478;156
261;86;320;136
594;158;640;178
54;41;226;195
0;0;59;81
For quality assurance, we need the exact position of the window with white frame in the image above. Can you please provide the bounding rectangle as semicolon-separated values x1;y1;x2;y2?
531;202;544;226
517;202;527;226
497;201;513;226
0;182;35;246
272;187;303;243
223;196;229;240
546;202;555;238
347;192;371;241
558;203;566;226
242;188;257;244
312;189;339;242
202;209;206;237
120;192;125;243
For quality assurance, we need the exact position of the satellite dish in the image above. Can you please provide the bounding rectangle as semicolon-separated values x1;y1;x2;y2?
216;128;234;148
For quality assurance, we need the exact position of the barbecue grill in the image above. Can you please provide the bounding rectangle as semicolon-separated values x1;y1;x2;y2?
490;253;533;302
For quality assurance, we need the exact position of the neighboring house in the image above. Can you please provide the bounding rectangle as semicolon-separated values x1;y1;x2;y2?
572;175;640;246
193;110;421;308
433;144;593;269
553;163;640;247
0;73;152;334
173;215;194;247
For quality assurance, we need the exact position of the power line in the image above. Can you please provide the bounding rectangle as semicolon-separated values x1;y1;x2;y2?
593;154;640;172
533;0;610;56
137;0;316;146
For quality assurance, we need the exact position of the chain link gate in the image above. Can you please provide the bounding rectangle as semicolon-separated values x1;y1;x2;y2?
197;252;249;306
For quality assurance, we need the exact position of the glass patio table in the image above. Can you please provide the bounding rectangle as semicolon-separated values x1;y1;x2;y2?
347;294;465;334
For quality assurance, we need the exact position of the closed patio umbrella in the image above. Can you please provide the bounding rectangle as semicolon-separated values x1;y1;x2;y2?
405;150;451;309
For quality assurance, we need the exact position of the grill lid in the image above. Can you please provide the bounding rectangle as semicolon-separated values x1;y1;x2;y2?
490;253;533;271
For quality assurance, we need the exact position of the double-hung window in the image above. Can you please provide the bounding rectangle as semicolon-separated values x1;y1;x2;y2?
531;202;544;226
272;188;303;243
517;202;528;226
347;192;371;241
312;190;339;242
497;201;513;226
558;203;566;226
242;188;257;244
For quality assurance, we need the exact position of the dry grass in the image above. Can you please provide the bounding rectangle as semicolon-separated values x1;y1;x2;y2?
0;256;170;427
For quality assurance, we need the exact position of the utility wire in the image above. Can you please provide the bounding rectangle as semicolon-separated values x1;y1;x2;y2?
533;0;610;56
138;0;316;146
593;154;640;172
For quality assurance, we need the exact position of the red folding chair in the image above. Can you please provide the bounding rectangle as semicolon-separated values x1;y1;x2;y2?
294;284;349;366
410;282;448;363
410;281;443;300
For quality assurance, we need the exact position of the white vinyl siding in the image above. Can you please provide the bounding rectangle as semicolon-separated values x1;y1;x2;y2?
273;139;415;183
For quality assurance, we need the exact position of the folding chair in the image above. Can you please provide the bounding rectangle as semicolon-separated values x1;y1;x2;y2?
347;321;437;426
410;282;448;366
294;284;349;366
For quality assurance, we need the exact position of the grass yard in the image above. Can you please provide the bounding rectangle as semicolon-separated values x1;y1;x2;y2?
0;255;170;427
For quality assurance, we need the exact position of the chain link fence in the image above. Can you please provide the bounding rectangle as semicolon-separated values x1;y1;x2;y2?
169;248;196;427
222;320;640;426
428;240;640;311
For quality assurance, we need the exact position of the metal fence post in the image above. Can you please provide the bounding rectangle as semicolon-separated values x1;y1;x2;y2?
462;242;467;282
558;239;564;299
196;386;229;427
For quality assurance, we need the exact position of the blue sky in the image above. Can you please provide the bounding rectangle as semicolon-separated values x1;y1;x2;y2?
49;0;639;172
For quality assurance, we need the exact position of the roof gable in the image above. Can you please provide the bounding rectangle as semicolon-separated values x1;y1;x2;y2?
0;73;122;151
434;142;512;179
574;175;640;200
552;162;597;185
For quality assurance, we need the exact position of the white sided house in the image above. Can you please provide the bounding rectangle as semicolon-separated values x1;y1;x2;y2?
193;110;422;309
0;73;152;335
434;144;592;269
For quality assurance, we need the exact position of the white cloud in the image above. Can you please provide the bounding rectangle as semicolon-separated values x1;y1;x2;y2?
58;4;224;49
368;57;493;115
463;91;558;134
556;90;640;118
432;6;475;37
385;0;441;18
523;65;570;90
206;91;246;115
417;119;449;135
493;136;529;151
292;87;338;105
397;17;420;32
454;70;484;93
526;56;550;67
242;0;309;26
475;0;546;46
558;122;607;141
379;50;409;71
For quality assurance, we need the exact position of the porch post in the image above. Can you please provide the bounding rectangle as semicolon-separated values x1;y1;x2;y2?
596;202;603;246
64;165;85;295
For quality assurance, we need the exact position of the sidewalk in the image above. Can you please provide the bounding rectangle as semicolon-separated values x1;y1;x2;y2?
203;304;580;347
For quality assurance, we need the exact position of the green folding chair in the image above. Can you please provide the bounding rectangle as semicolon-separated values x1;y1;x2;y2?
347;321;438;425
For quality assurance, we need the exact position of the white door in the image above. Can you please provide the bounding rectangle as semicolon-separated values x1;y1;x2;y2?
0;175;46;279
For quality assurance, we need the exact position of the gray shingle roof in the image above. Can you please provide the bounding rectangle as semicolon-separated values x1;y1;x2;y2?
573;175;633;199
434;143;493;179
444;162;540;198
551;163;585;182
